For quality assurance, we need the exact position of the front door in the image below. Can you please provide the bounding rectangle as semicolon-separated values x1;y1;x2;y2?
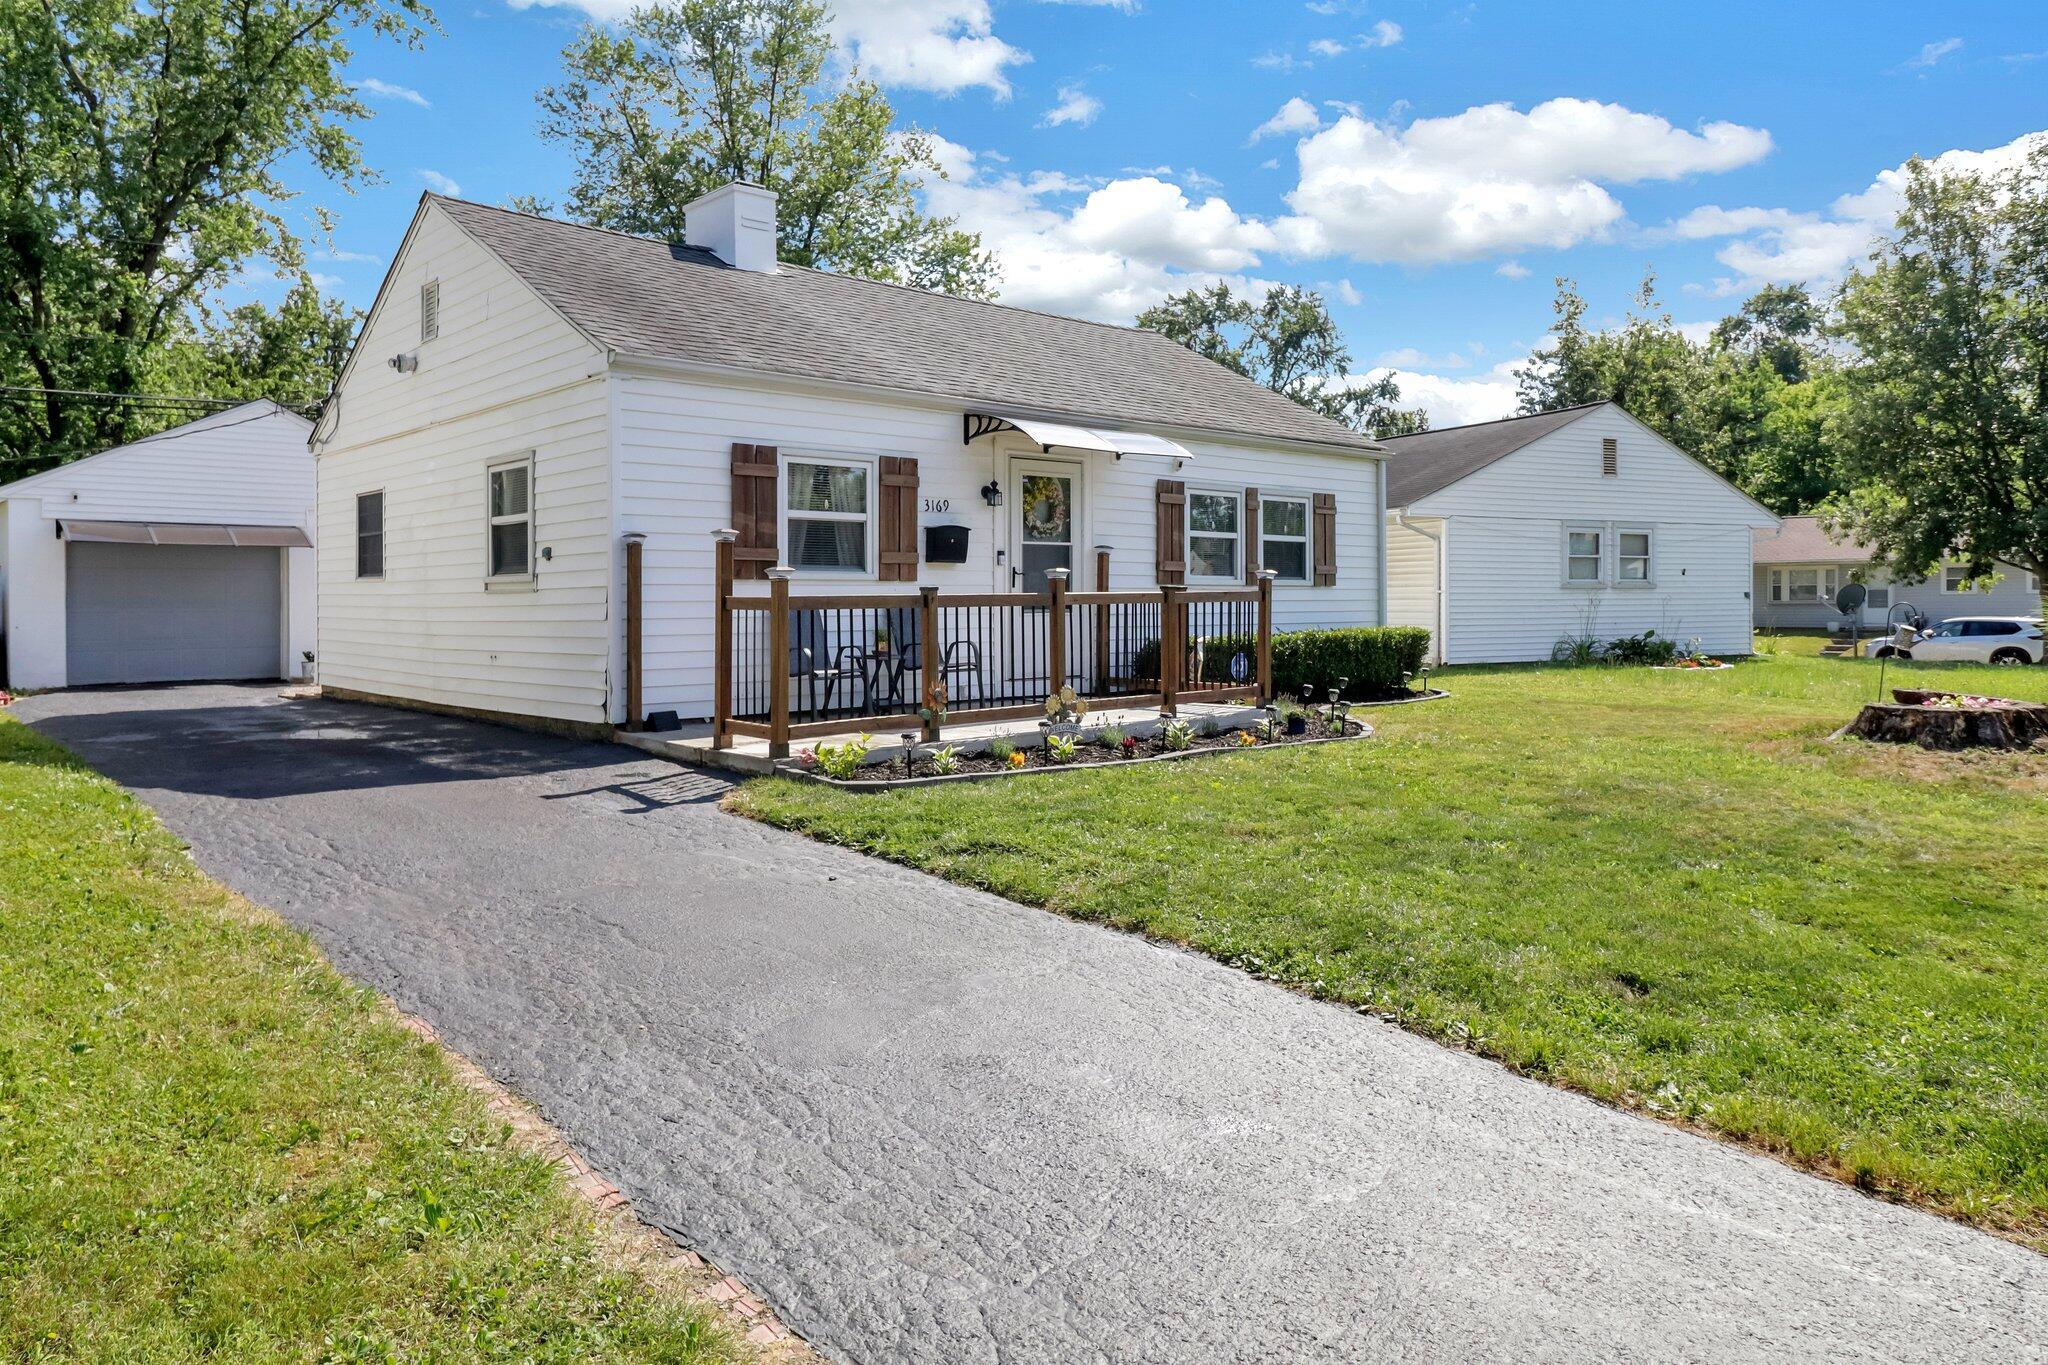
1010;459;1081;595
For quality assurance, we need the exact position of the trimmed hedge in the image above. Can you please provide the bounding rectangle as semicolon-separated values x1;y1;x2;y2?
1131;625;1431;698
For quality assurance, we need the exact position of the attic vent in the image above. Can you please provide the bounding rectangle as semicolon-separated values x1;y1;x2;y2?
420;280;440;343
1601;436;1618;477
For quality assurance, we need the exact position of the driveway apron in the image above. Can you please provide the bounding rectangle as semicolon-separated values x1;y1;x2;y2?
16;685;2046;1364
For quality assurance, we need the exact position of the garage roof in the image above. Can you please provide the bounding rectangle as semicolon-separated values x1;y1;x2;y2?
59;520;312;548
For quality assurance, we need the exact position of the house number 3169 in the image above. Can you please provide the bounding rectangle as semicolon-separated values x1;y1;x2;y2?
922;497;950;513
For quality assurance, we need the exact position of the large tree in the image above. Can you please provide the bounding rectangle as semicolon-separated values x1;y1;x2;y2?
1515;272;1715;457
1829;145;2048;620
535;0;995;298
0;0;431;474
1136;282;1427;438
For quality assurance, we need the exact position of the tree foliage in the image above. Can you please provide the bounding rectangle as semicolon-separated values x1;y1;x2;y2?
536;0;995;298
1136;282;1427;438
0;0;431;473
1828;146;2048;616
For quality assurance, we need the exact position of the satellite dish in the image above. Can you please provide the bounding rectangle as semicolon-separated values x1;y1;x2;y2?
1834;582;1867;613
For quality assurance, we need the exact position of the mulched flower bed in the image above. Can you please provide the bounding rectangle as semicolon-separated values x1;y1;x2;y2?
796;713;1374;788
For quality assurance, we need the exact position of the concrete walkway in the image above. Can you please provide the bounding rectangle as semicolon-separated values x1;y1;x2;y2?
16;684;2045;1364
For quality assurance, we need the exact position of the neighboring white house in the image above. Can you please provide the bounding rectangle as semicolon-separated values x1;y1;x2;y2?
1381;402;1778;664
311;184;1389;734
0;401;316;691
1753;515;2043;630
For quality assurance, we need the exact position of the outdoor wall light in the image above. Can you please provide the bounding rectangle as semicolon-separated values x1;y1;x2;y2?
980;480;1003;507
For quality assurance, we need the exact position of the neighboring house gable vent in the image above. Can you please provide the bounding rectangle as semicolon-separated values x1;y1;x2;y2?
420;280;440;343
1601;436;1618;477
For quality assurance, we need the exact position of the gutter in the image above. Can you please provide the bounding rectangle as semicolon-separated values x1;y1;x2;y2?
1394;510;1447;664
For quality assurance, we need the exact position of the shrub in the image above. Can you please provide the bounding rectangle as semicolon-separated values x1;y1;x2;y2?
1159;718;1194;751
1602;630;1678;666
814;733;871;780
1550;633;1601;666
986;736;1016;762
1095;725;1126;749
1046;733;1080;764
928;744;961;775
1131;626;1430;698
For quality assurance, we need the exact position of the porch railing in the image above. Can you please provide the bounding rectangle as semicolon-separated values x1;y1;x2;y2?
709;533;1275;757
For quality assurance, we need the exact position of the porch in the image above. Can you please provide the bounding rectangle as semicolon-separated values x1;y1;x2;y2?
621;531;1280;772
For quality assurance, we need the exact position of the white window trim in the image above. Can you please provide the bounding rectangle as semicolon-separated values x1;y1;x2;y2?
1941;563;1988;595
1769;564;1837;605
1258;492;1312;584
1185;487;1245;585
780;452;876;579
486;453;536;583
1563;524;1606;587
1615;526;1655;588
355;488;385;581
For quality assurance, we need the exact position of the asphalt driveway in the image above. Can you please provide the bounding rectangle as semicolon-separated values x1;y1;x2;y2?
16;684;2046;1363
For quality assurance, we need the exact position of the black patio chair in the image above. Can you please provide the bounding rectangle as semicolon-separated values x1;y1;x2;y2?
789;610;863;718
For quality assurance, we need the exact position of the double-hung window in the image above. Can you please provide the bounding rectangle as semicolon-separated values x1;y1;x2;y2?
1187;490;1242;582
356;491;384;579
487;457;534;579
1942;564;1981;594
1770;566;1836;603
1617;529;1652;584
1261;495;1311;582
1565;527;1604;584
785;458;870;573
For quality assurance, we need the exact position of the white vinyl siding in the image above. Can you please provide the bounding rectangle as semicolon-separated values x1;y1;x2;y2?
315;202;613;725
614;369;1382;723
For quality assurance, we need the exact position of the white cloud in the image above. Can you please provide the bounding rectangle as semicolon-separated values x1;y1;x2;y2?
418;169;461;196
314;248;382;265
1361;19;1402;48
1040;85;1102;128
1253;51;1307;71
502;0;1029;96
1377;346;1471;370
915;144;1281;320
1250;97;1323;142
358;77;429;108
1321;278;1363;306
1274;99;1772;264
1368;361;1522;428
1494;259;1530;279
1308;38;1347;58
1672;130;2048;290
1904;37;1963;70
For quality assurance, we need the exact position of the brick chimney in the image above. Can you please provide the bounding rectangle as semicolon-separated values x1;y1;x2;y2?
684;182;778;273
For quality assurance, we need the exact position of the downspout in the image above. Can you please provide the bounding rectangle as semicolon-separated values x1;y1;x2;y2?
1395;510;1446;665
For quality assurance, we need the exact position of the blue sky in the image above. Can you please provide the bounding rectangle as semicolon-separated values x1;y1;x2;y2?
295;0;2048;425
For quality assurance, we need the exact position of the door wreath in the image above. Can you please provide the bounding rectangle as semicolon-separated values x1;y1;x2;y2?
1021;475;1070;540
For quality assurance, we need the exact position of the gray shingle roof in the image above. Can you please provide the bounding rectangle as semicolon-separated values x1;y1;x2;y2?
431;196;1379;455
1380;403;1605;506
1752;516;1874;564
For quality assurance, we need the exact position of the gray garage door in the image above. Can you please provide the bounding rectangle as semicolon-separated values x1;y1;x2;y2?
66;542;282;685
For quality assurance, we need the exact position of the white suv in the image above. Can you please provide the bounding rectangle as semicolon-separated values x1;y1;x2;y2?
1870;616;2045;666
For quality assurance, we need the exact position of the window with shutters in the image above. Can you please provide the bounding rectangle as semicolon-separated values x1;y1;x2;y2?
1261;495;1311;582
487;456;534;579
420;280;439;343
783;456;871;574
1186;490;1242;583
1565;526;1604;584
1601;437;1618;477
356;491;384;579
1617;528;1653;584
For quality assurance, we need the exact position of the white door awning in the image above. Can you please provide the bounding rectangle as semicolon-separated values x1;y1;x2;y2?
964;411;1192;463
59;519;313;548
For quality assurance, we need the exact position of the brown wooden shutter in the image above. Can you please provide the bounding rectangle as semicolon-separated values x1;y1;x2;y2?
878;456;919;582
1243;486;1261;584
730;442;778;580
1313;492;1337;586
1155;479;1186;586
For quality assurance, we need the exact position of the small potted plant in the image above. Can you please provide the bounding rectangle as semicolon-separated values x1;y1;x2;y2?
873;622;892;655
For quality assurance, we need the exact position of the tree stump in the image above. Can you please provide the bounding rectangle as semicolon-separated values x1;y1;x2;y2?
1846;697;2048;750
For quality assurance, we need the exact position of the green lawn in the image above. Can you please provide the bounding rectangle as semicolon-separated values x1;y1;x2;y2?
735;651;2048;1247
0;716;743;1362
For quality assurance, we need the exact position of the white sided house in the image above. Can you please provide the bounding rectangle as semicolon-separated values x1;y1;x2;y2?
312;185;1390;736
1753;516;2043;631
1382;403;1777;664
0;401;316;691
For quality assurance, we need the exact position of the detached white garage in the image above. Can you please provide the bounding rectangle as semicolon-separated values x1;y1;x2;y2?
0;401;316;690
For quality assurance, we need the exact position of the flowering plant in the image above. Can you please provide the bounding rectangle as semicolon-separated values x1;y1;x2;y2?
1236;729;1259;747
1006;749;1028;768
1120;735;1138;756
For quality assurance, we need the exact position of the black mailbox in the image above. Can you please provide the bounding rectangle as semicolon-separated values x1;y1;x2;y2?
924;524;971;564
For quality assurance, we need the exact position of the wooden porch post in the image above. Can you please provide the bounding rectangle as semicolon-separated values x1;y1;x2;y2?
766;566;793;759
712;529;736;750
1093;546;1111;694
1045;568;1070;696
623;533;646;730
919;585;942;741
1256;568;1277;703
1159;583;1181;715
